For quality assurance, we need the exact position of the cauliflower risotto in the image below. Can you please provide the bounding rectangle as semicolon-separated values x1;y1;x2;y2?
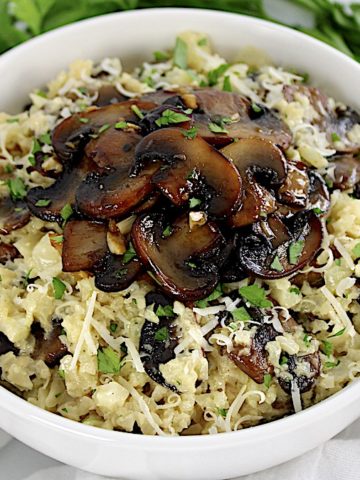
0;32;360;436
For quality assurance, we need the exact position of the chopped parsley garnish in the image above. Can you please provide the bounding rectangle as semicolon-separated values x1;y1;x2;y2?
197;37;207;46
60;203;73;224
189;197;202;208
4;164;13;173
7;177;27;201
115;121;128;130
239;284;272;308
288;240;305;265
52;277;66;300
270;255;283;272
154;326;169;341
263;374;272;388
79;117;89;124
6;117;19;123
328;327;345;338
352;242;360;259
35;90;47;98
39;132;51;145
325;360;340;369
313;207;325;215
97;346;121;374
208;122;228;134
78;87;88;95
35;198;51;207
153;50;170;62
109;322;118;333
334;258;341;266
155;109;190;127
217;407;228;418
32;138;42;154
303;333;311;347
231;307;251;322
98;123;110;134
187;261;197;269
251;103;262;113
116;268;128;278
58;369;65;379
195;284;223;308
173;37;188;70
223;75;232;92
131;104;144;119
182;126;198;140
22;268;33;287
52;235;63;244
331;132;341;142
123;243;136;264
321;339;333;357
290;287;301;295
62;408;68;413
280;356;288;365
156;305;174;317
207;63;229;86
162;225;173;237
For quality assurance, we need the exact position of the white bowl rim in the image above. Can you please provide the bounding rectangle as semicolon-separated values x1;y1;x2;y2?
0;7;359;447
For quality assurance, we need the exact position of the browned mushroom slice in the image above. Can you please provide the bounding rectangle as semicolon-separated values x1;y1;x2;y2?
94;85;127;107
291;271;324;288
221;138;287;226
0;242;20;264
327;108;360;153
278;162;309;208
76;163;158;220
26;157;97;223
228;325;277;383
84;128;142;170
193;89;292;149
131;213;225;301
329;154;360;191
278;352;321;394
134;128;242;218
132;191;161;214
31;320;68;367
0;197;30;235
307;170;330;214
94;252;142;292
238;211;323;279
52;100;156;164
62;220;107;272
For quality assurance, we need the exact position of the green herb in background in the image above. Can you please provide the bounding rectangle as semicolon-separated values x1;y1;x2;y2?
0;1;359;61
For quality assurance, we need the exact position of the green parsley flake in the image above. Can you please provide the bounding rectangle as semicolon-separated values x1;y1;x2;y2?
288;240;305;265
182;126;198;140
162;225;173;237
154;326;169;341
79;117;89;124
39;132;51;145
197;38;207;46
58;369;65;379
60;203;73;224
208;122;228;134
289;287;301;295
22;269;33;287
123;243;136;264
98;124;110;134
6;118;19;123
313;207;325;215
239;284;272;308
116;268;128;278
97;346;121;374
189;197;202;208
156;304;174;317
270;255;283;272
251;103;262;113
174;37;188;70
321;339;333;357
216;407;228;418
352;242;360;259
325;360;340;369
195;284;223;308
4;164;13;173
109;323;118;333
35;199;51;207
36;90;47;98
155;109;190;127
303;333;311;347
7;177;27;201
32;139;42;154
131;105;144;119
280;356;288;365
153;50;170;62
52;277;66;300
331;132;341;142
232;307;251;322
223;75;232;92
334;258;341;266
328;327;345;338
52;235;63;244
115;121;128;130
263;374;272;388
207;63;229;86
187;261;197;269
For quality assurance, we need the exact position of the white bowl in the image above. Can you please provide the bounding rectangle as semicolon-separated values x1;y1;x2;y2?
0;8;359;479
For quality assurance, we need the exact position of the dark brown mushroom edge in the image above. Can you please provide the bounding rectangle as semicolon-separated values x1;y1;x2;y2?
1;56;358;434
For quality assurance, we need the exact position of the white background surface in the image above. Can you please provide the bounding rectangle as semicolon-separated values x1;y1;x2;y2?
1;0;359;478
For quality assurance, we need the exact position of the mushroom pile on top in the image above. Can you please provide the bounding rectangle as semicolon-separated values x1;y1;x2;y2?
22;87;332;302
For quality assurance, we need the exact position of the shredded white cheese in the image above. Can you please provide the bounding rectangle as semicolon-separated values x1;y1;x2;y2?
333;238;355;271
291;380;302;413
320;286;355;336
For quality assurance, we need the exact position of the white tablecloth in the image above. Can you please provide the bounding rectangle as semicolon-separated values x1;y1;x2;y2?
1;0;357;478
